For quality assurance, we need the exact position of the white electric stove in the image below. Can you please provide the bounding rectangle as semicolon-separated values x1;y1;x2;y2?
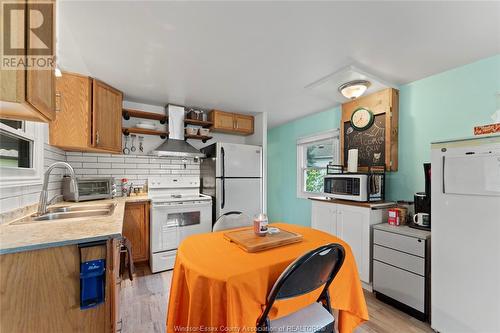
149;176;212;272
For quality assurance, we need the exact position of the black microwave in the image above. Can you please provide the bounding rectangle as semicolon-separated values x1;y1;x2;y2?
323;173;385;202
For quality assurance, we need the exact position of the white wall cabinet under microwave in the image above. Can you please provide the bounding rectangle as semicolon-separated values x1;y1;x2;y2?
310;198;390;287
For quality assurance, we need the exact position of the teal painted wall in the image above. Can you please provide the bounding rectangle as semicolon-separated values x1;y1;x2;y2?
268;55;500;226
267;108;341;226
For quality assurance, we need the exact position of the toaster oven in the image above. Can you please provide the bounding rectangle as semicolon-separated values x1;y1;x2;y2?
323;173;385;202
63;177;116;202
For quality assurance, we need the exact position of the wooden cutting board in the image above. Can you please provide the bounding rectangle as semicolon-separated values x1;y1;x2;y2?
223;227;303;253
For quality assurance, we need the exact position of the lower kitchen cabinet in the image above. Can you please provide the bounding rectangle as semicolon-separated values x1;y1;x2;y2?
310;199;390;285
123;201;150;264
372;224;431;321
0;239;121;333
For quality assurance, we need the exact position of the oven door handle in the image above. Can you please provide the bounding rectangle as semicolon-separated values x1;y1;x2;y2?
166;221;179;228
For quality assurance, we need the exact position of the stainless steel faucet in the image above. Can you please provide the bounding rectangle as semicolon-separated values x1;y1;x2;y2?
37;162;79;216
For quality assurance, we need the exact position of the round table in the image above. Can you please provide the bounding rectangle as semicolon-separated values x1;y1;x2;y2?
167;223;369;333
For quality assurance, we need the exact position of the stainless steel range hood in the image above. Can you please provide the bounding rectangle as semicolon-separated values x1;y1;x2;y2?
151;105;205;158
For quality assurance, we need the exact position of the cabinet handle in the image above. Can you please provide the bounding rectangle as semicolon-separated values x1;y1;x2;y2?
235;119;239;129
116;319;123;332
55;93;62;112
96;131;100;145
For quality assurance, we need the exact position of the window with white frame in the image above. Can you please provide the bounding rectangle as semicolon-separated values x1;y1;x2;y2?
0;119;44;186
297;129;339;198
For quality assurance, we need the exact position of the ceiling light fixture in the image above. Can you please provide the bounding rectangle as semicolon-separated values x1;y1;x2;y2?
338;80;371;99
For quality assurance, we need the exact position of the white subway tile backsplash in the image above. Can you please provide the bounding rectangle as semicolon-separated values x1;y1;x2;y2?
67;161;83;168
149;158;170;164
132;158;149;164
97;163;112;169
160;164;179;169
138;163;159;169
149;169;171;174
99;169;122;175
82;162;99;168
98;157;125;163
125;169;149;175
67;156;87;162
112;163;134;169
2;145;201;215
76;169;98;175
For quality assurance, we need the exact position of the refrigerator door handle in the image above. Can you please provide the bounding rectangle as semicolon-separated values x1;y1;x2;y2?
221;178;225;209
221;146;225;178
442;155;446;193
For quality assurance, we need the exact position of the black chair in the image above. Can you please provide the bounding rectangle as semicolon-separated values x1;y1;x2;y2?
256;243;346;332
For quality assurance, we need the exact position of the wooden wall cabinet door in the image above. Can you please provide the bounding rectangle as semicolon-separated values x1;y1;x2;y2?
211;110;235;131
92;80;123;152
234;114;254;134
0;0;56;122
49;72;92;150
123;202;150;263
209;110;254;135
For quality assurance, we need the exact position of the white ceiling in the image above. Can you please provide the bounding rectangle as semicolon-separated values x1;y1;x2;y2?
58;1;500;128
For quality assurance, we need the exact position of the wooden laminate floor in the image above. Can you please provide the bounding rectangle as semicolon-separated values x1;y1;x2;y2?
120;265;433;333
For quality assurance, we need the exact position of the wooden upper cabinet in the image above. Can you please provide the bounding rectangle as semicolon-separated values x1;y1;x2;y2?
92;80;122;152
212;110;235;131
49;72;122;153
234;114;254;134
0;0;56;122
122;202;150;264
50;72;92;150
209;110;254;135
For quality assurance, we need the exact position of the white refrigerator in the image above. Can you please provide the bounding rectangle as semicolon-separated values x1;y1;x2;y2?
431;135;500;333
200;142;263;222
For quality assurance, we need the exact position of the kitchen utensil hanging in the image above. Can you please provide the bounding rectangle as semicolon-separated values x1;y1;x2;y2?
138;136;144;152
130;135;137;152
123;136;130;155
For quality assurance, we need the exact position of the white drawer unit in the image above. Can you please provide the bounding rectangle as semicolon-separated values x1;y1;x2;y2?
373;229;425;257
372;224;431;322
373;245;425;276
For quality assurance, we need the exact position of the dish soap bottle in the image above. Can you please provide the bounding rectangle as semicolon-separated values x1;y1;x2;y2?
254;213;268;237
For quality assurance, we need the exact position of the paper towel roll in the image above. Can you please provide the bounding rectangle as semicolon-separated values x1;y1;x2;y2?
347;149;358;173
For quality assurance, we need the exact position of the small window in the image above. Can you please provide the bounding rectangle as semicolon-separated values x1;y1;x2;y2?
0;130;32;168
0;119;44;186
297;130;339;198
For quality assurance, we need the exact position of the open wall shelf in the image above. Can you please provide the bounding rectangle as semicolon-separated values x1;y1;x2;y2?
184;118;213;128
122;109;168;124
185;134;213;143
122;127;168;139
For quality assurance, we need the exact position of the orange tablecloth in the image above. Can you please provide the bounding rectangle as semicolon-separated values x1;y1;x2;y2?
167;223;369;333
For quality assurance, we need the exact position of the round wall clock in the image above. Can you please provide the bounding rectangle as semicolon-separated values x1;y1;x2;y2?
350;107;374;130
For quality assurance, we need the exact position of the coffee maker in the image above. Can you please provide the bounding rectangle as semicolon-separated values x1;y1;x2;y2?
410;163;431;230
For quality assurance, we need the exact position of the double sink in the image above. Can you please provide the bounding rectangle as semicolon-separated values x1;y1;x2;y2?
12;203;116;225
34;203;116;221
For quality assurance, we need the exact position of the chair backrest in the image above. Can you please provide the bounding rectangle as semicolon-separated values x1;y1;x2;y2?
268;243;345;301
256;243;346;328
212;211;252;232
